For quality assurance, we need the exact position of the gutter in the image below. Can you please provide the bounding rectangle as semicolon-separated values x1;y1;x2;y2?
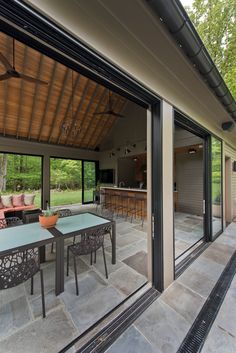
146;0;236;121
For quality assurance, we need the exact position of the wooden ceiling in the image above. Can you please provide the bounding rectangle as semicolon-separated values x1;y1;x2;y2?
0;32;127;150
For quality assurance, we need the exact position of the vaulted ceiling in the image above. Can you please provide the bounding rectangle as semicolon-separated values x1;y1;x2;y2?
0;32;127;150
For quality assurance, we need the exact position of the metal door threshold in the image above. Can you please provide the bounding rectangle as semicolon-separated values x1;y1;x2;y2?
73;287;159;353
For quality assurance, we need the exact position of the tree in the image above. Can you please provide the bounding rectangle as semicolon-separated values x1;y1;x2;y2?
0;154;7;192
186;0;236;99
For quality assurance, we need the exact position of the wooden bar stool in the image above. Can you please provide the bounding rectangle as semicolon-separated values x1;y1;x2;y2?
135;193;146;227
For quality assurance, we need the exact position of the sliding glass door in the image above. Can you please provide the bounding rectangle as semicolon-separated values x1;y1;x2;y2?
82;161;97;204
211;137;223;238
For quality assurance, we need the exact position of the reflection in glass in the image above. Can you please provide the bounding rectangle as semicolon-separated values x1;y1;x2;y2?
174;123;204;261
211;137;222;236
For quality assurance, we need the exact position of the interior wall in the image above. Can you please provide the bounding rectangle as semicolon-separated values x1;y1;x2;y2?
176;150;203;215
117;157;136;187
100;101;146;151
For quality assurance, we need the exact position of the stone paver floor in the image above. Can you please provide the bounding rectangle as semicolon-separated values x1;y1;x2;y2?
0;204;221;353
105;221;236;353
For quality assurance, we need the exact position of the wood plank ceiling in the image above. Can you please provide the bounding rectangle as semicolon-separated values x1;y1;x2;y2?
0;32;127;150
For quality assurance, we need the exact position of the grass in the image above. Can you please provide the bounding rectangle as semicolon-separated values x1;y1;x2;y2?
1;189;94;208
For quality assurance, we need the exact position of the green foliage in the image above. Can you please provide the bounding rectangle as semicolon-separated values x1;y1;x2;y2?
41;209;58;217
186;0;236;99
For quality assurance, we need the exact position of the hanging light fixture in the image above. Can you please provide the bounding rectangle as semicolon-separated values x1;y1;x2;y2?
61;70;81;136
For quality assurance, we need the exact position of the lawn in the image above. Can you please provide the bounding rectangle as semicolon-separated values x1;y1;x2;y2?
1;189;94;208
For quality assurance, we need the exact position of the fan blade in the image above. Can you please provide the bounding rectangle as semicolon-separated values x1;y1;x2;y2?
0;52;13;71
0;72;11;81
110;112;125;118
94;110;124;118
18;73;48;85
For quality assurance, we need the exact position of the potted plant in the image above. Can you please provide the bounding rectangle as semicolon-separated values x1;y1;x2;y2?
39;209;59;228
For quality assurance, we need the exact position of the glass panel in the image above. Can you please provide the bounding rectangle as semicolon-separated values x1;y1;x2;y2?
55;213;110;234
83;161;96;203
50;158;82;207
0;153;42;208
174;123;204;261
0;223;53;252
211;137;222;236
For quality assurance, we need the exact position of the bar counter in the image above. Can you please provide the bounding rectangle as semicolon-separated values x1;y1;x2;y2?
101;187;147;219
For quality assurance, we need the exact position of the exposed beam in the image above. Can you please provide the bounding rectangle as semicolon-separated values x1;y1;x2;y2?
27;53;45;139
2;36;12;136
82;87;107;149
85;88;110;149
48;67;70;143
70;83;100;147
16;45;29;139
56;73;81;144
63;78;91;145
38;61;58;141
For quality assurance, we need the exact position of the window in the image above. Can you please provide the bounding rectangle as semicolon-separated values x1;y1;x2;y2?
0;153;42;208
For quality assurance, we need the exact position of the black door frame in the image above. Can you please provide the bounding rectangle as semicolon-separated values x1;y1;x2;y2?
81;160;99;205
174;111;212;261
0;0;164;291
210;136;224;240
174;110;224;252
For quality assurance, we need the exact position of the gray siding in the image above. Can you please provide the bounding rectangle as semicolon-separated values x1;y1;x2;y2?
224;144;236;219
176;151;203;215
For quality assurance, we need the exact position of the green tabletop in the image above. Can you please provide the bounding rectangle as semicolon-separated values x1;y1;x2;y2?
0;223;54;253
55;213;111;235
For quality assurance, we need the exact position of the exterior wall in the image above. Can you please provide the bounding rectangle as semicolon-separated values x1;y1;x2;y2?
162;101;174;289
28;0;236;149
224;144;236;220
176;151;203;215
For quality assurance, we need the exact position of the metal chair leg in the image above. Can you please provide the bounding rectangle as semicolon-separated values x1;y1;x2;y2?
51;242;54;253
94;250;97;263
66;246;70;276
102;244;108;279
90;251;93;265
40;269;46;318
73;255;79;296
30;276;34;295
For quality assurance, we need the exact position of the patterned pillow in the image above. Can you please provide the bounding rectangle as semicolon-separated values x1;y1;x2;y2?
24;194;36;206
12;194;24;207
1;195;13;208
0;197;4;209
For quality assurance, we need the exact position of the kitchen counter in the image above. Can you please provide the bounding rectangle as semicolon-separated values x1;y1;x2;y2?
101;186;146;192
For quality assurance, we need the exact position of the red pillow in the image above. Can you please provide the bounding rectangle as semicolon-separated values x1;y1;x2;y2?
12;194;24;207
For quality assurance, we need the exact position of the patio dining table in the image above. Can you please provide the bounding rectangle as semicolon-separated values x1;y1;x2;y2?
0;213;116;296
49;213;116;295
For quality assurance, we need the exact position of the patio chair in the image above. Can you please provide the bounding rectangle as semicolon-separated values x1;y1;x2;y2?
51;209;72;253
6;216;23;227
0;247;46;318
66;228;108;295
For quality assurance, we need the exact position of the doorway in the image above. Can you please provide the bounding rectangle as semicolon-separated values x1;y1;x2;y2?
225;157;232;226
174;119;207;263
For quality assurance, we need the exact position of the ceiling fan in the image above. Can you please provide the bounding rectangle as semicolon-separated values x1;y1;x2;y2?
0;39;48;85
94;90;125;118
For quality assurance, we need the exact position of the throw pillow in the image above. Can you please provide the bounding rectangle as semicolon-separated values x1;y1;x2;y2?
12;194;24;207
1;195;13;208
24;194;36;206
0;197;4;209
